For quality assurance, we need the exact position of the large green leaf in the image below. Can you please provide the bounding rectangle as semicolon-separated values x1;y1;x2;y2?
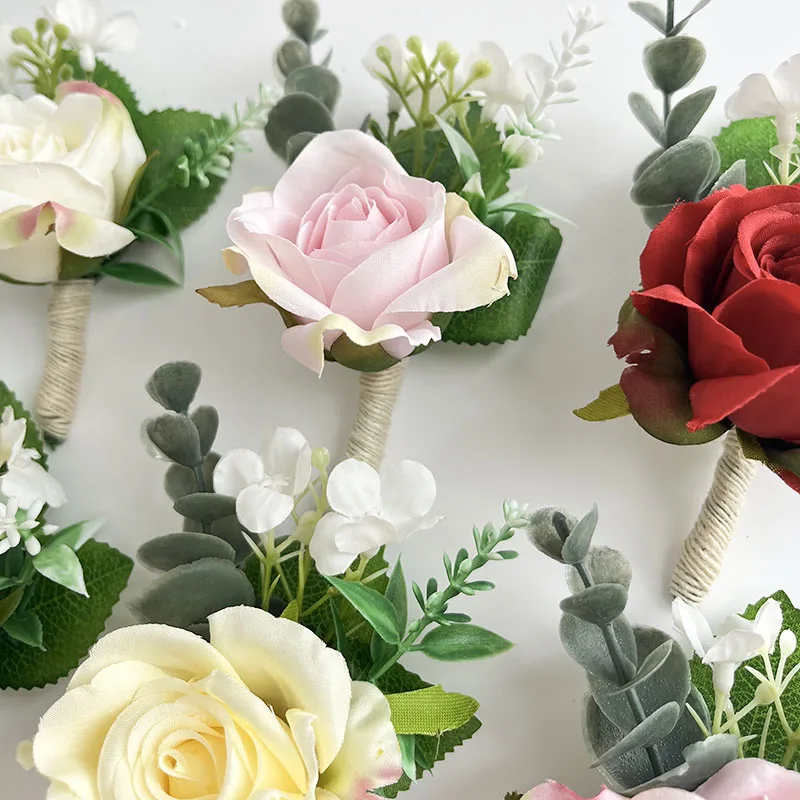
326;577;402;643
443;214;563;345
132;109;228;230
690;591;800;768
714;118;779;190
0;540;132;690
0;382;47;469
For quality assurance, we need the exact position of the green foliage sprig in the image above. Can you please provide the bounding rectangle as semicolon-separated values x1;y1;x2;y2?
529;505;737;793
9;18;73;98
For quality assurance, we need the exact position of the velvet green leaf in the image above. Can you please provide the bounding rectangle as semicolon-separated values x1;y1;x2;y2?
138;532;235;572
0;382;46;468
629;92;665;144
643;37;706;95
561;614;637;683
174;493;236;523
284;65;340;112
567;546;633;594
0;541;132;690
561;504;598;565
147;362;202;413
265;93;335;161
561;583;628;627
277;39;312;77
147;413;203;467
282;0;320;43
443;214;562;345
666;88;716;147
714;117;780;190
190;406;219;456
133;109;228;230
628;1;667;32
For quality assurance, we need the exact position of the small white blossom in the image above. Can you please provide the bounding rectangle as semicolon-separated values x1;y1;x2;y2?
310;459;441;576
214;427;312;535
0;496;54;556
46;0;140;73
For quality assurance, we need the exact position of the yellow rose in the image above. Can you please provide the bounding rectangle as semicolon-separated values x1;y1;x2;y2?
25;606;402;800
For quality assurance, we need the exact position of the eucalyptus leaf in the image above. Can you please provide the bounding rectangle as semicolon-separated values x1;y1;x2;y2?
282;0;319;43
560;614;637;683
629;93;664;145
190;406;219;456
670;0;715;36
417;624;513;661
286;131;317;164
590;702;681;768
642;203;677;228
33;545;88;596
265;93;335;161
708;159;747;193
146;362;201;413
561;583;628;627
131;558;255;628
634;149;664;182
567;547;633;594
628;1;667;32
174;493;236;524
665;87;716;147
326;576;401;644
208;516;250;563
147;413;203;467
4;610;44;650
644;37;706;95
138;532;236;572
562;504;598;565
277;39;311;77
285;65;341;112
526;507;577;563
165;463;198;501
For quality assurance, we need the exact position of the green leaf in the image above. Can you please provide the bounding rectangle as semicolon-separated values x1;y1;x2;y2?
265;93;335;161
47;518;104;551
561;505;599;565
33;544;88;596
326;576;401;644
386;685;480;736
666;87;717;147
443;214;563;345
417;623;513;661
67;56;141;118
133;109;229;230
629;92;665;145
714;117;779;190
643;37;706;95
433;114;481;180
100;262;179;286
284;65;341;112
0;540;132;690
561;583;629;627
628;2;667;33
137;532;235;572
691;591;800;768
398;734;417;782
146;413;203;466
0;382;46;469
280;599;300;622
0;587;24;627
670;0;715;36
575;384;632;422
4;610;44;650
277;39;312;77
174;493;236;523
372;560;408;668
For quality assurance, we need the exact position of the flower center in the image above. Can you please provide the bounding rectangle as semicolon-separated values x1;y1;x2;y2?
158;730;226;800
261;473;290;492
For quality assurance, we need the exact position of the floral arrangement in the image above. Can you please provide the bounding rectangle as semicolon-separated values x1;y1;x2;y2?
578;0;800;602
201;0;601;469
510;505;800;799
0;1;274;443
0;383;131;690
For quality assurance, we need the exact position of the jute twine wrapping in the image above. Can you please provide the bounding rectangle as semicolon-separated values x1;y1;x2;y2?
36;279;94;443
671;430;757;603
344;360;407;470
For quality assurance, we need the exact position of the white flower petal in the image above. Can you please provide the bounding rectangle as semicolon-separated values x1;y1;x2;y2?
326;459;382;518
208;607;352;774
95;12;140;53
236;484;294;534
703;630;766;665
334;516;398;559
771;54;800;114
213;449;265;496
0;462;66;509
309;513;361;576
263;427;312;495
672;598;715;658
725;72;781;121
753;598;784;652
379;460;436;523
320;681;402;797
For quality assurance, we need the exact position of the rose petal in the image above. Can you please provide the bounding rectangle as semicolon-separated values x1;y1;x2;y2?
327;459;381;518
699;757;800;797
236;484;295;533
213;449;266;497
208;606;352;774
379;461;436;523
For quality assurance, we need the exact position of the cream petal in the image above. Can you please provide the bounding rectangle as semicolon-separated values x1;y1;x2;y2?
208;607;352;773
308;513;361;576
54;205;135;257
725;72;781;120
236;483;295;534
320;681;402;799
214;449;266;496
327;459;381;518
379;461;436;523
286;709;320;798
69;624;238;689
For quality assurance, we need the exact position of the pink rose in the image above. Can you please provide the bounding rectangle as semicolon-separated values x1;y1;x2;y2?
223;130;516;374
524;759;800;800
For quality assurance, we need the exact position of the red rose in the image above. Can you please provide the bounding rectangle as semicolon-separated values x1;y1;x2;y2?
612;184;800;452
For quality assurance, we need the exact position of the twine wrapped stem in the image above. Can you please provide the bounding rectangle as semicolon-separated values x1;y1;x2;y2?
344;360;407;470
36;279;94;444
671;430;757;603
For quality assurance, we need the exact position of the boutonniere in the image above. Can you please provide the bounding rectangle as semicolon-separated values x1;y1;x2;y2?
200;0;602;469
0;1;274;443
578;0;800;602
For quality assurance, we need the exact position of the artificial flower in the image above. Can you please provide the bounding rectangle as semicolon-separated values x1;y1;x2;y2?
310;458;440;575
726;54;800;150
0;81;146;284
214;427;312;534
610;184;800;488
23;606;402;799
673;597;774;694
524;758;800;798
363;34;410;114
0;496;55;556
0;407;36;470
0;25;19;94
503;132;544;167
222;129;516;375
46;0;140;72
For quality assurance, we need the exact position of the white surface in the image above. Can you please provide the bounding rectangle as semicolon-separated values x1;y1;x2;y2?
2;0;800;797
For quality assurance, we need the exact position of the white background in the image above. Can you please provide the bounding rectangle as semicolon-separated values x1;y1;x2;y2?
2;0;800;797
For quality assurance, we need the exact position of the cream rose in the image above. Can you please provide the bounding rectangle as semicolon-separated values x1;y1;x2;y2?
26;606;402;800
0;81;146;284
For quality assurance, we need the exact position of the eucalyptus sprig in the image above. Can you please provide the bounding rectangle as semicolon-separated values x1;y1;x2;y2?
9;19;73;98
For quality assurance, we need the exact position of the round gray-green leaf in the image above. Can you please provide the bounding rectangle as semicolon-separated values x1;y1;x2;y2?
644;37;706;95
208;516;251;563
147;413;202;467
130;558;255;628
277;39;311;77
164;463;197;501
137;533;236;572
631;137;720;206
560;614;637;683
146;362;201;413
174;493;237;524
629;93;664;145
285;65;340;112
567;546;633;594
561;583;628;627
526;507;577;563
286;132;317;164
665;87;716;147
191;406;219;456
561;504;598;565
265;93;334;161
282;0;319;43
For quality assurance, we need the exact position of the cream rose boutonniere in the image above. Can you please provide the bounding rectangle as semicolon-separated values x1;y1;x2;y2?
24;606;402;800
